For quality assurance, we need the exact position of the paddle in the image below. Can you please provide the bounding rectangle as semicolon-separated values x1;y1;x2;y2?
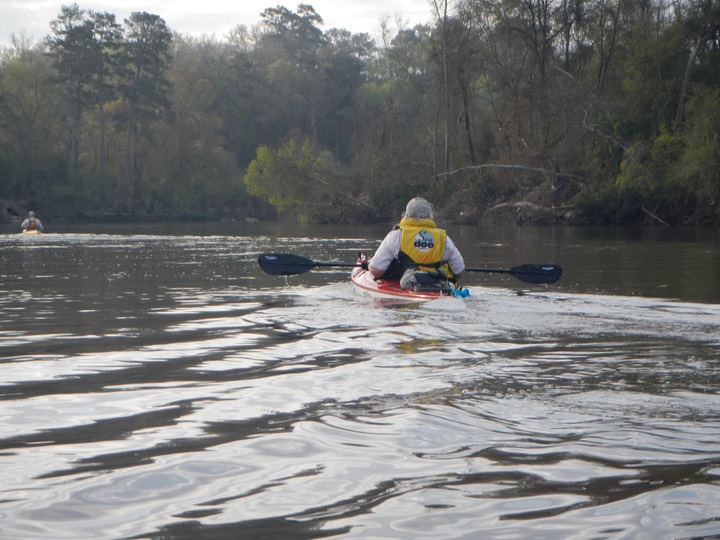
464;264;563;284
6;207;19;217
258;253;563;284
259;253;361;275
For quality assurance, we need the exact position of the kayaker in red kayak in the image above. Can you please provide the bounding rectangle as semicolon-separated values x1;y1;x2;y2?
360;197;465;291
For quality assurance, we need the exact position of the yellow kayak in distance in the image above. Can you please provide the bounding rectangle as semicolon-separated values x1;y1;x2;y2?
21;229;41;235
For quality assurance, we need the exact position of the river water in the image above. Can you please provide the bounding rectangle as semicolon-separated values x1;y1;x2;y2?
1;222;719;539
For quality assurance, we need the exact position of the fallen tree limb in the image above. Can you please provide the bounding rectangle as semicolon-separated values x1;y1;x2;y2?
307;174;377;210
435;164;590;184
641;204;670;226
487;202;575;224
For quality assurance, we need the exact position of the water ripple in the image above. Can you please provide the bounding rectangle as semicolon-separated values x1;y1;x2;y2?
2;230;720;539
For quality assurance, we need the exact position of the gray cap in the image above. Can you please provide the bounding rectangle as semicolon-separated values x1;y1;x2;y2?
28;211;35;217
404;197;433;219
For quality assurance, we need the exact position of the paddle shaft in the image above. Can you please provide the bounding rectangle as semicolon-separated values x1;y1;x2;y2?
466;267;538;275
258;253;562;284
258;253;361;276
310;262;361;269
467;267;512;274
465;264;562;284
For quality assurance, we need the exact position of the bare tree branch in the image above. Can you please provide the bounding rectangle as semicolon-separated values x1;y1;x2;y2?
435;163;590;183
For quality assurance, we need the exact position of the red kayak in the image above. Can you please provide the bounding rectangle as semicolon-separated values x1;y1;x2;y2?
350;267;470;302
350;266;457;301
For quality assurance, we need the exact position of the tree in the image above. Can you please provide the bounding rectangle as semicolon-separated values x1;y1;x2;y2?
117;11;173;206
431;0;453;174
86;11;122;177
244;137;365;221
0;36;62;198
257;5;326;147
370;25;435;159
3;0;720;225
210;37;263;166
675;0;720;125
46;5;122;184
147;35;242;216
46;4;93;179
671;86;720;223
244;137;332;212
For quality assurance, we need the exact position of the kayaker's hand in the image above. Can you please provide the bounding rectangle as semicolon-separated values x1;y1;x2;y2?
358;252;370;271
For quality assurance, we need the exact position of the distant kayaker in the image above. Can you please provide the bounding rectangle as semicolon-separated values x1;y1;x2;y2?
21;211;45;232
362;197;465;289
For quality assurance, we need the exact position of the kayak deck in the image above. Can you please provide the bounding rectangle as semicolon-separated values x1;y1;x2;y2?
351;266;454;302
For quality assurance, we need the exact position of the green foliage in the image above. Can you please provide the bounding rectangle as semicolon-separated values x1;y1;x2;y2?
670;86;720;222
674;87;720;191
244;138;336;215
368;183;419;219
577;95;720;225
574;183;644;225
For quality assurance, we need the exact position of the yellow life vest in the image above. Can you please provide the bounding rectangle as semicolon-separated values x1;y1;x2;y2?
398;217;453;278
26;218;38;230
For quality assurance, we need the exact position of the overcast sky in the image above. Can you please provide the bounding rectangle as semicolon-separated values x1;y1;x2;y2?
1;0;434;46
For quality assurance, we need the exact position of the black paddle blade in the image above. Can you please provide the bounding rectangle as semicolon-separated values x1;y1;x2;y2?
258;253;316;275
509;264;563;284
6;207;19;216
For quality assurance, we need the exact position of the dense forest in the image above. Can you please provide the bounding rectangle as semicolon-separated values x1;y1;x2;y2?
1;1;719;226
